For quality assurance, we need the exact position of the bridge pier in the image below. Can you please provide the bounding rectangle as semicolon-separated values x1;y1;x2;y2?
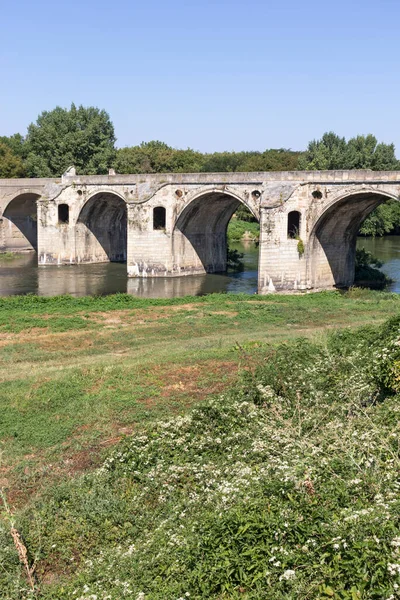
258;206;308;293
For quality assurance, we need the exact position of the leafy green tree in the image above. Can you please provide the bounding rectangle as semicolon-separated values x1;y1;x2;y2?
114;141;204;174
360;202;400;236
345;134;399;170
298;132;347;170
300;131;400;171
239;149;302;172
0;142;25;178
201;151;251;173
24;104;116;177
0;134;27;158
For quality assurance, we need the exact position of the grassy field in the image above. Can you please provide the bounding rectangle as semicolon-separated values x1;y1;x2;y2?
1;289;400;597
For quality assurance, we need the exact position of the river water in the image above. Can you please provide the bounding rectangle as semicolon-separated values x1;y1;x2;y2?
0;242;259;297
1;237;400;297
356;235;400;293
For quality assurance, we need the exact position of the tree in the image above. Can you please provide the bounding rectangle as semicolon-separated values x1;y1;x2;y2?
301;131;400;236
299;131;400;171
0;142;25;178
201;151;250;173
359;202;400;236
346;135;398;170
0;134;26;158
114;141;205;174
239;149;303;172
24;104;116;177
298;132;347;170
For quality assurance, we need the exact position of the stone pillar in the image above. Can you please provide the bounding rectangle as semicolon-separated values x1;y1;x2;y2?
127;202;175;277
37;199;77;265
258;206;307;294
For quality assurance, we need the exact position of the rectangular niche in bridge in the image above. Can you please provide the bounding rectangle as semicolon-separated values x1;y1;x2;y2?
153;206;166;230
58;204;69;224
287;211;301;239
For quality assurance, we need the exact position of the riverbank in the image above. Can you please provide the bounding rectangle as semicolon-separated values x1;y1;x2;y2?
0;290;399;503
2;290;400;597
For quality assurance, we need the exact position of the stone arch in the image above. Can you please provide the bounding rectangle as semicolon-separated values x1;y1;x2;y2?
76;192;127;263
308;188;398;289
173;188;259;274
1;192;40;252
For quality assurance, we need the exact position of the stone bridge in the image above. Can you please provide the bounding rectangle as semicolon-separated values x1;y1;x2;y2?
1;170;400;294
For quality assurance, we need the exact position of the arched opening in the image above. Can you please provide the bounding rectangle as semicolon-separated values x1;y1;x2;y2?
287;211;301;239
173;191;259;276
1;193;39;252
309;191;394;289
77;192;127;263
153;206;166;230
58;204;69;224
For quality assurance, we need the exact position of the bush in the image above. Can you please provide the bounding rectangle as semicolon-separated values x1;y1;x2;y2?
355;248;392;289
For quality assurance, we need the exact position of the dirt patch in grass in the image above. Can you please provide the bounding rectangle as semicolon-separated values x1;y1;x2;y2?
4;358;242;510
0;327;49;347
159;360;238;401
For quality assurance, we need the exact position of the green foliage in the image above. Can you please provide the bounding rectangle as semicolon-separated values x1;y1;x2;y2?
298;132;348;170
234;204;258;222
226;247;245;272
0;142;25;178
0;134;27;158
354;248;392;289
114;145;302;175
299;131;400;171
24;103;116;176
8;315;400;598
346;135;399;170
114;141;204;174
199;148;302;173
227;218;260;243
297;237;305;256
239;148;302;172
355;248;383;269
360;201;400;237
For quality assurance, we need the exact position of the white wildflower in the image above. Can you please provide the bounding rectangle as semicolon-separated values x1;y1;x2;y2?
280;569;296;581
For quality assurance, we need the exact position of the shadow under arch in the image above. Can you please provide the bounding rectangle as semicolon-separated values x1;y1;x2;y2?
173;189;259;274
77;192;127;263
2;193;40;252
308;190;397;289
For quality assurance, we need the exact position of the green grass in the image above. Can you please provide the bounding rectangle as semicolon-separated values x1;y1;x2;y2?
3;309;400;598
1;291;400;469
1;290;400;597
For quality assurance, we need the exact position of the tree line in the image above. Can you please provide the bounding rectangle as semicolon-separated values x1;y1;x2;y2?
1;104;400;235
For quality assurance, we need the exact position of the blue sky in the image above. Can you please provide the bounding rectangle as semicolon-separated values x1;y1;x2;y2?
1;0;399;152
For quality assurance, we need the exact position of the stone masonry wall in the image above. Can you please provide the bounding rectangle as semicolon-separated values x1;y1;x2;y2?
1;171;400;293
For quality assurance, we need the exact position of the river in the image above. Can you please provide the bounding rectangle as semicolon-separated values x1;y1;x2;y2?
357;235;400;293
0;242;259;297
1;237;400;297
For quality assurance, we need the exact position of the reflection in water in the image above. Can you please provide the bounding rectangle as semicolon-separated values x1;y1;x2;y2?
0;243;259;297
3;239;400;297
357;235;400;293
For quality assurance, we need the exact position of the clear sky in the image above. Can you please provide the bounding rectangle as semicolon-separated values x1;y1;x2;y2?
1;0;399;152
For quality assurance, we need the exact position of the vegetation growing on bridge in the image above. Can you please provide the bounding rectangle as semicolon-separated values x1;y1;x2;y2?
2;295;400;598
